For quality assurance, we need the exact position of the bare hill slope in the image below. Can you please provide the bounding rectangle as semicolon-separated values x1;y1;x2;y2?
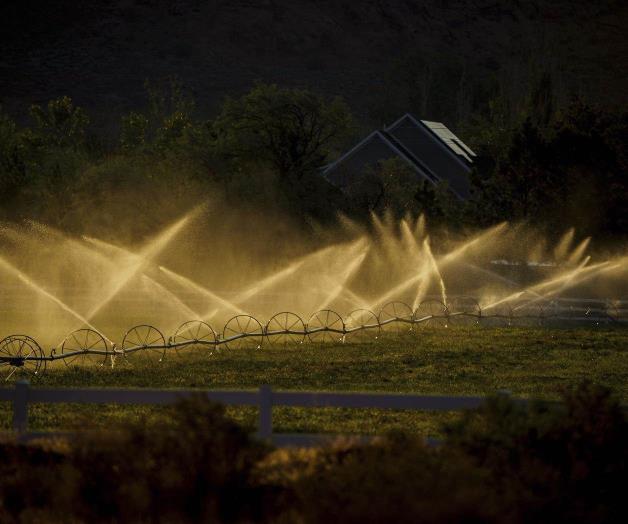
1;0;626;130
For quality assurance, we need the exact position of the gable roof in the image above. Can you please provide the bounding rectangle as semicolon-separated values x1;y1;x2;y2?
322;113;475;200
322;130;440;187
384;113;473;198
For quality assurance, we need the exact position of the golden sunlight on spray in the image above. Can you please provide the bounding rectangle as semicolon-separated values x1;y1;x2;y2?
0;208;626;347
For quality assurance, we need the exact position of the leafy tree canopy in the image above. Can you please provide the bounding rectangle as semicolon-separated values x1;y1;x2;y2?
213;83;352;180
27;96;89;149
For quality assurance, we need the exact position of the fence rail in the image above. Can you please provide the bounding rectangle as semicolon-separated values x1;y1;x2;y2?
1;380;532;445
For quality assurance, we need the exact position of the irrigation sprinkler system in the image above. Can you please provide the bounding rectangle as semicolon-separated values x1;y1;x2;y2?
0;296;626;381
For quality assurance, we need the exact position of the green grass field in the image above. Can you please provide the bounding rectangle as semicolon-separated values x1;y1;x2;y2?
1;326;627;438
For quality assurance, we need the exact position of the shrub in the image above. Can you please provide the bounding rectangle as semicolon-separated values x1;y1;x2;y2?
0;383;624;523
0;395;269;523
257;382;627;523
444;382;628;523
259;434;497;524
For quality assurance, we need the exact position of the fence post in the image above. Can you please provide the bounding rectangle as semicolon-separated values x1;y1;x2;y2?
13;379;30;434
258;385;273;440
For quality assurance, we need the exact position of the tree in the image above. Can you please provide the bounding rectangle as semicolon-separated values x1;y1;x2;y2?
0;99;91;222
470;102;628;237
344;157;456;220
213;83;352;180
120;77;198;153
27;96;89;149
0;107;28;204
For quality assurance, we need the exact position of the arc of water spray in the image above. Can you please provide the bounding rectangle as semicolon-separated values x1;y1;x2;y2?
369;212;399;261
366;222;508;312
481;257;604;311
508;257;625;312
463;263;528;290
337;288;370;310
23;221;202;335
478;234;597;312
232;259;306;304
566;238;591;266
0;255;113;343
399;220;434;309
400;232;447;311
553;228;575;262
82;206;203;322
82;234;208;320
421;237;447;308
185;243;346;321
161;242;362;321
510;257;592;311
140;276;200;319
314;243;369;311
158;266;247;317
414;214;426;241
228;238;368;312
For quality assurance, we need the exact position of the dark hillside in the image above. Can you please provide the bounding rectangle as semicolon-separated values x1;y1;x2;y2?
1;0;627;131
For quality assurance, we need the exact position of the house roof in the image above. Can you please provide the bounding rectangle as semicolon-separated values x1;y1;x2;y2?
322;113;474;200
384;113;473;198
322;130;440;186
384;113;476;168
420;120;477;163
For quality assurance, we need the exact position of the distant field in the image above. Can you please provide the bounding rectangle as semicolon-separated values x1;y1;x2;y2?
1;326;627;438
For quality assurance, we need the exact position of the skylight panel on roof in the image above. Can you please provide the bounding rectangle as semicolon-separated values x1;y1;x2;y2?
421;120;477;162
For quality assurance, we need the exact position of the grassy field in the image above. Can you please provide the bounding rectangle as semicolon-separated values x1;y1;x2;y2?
1;326;627;438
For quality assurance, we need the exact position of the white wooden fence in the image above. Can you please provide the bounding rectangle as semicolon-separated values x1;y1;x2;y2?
0;380;533;446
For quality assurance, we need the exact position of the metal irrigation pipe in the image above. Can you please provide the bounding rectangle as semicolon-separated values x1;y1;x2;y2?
0;309;623;372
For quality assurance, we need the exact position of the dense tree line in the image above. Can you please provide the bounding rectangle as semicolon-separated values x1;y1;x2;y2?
0;80;626;241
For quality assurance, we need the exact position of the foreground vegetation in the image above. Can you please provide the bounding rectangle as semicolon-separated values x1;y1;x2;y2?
1;381;626;523
1;326;626;436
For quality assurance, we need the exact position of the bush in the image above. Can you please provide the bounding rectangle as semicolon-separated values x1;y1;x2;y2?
258;382;627;523
0;383;624;523
444;382;628;523
258;434;497;524
0;395;269;523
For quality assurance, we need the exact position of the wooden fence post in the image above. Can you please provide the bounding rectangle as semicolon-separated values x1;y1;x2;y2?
258;384;273;439
13;379;30;434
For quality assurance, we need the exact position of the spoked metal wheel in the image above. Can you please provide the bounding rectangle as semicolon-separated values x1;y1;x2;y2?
0;335;45;381
344;309;380;342
415;299;448;327
446;296;481;326
378;301;413;333
121;324;166;363
307;309;344;344
60;328;109;367
173;320;216;353
223;315;264;350
266;312;305;348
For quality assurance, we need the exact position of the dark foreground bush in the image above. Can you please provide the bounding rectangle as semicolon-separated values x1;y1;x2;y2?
444;382;628;523
255;434;496;524
256;382;627;524
0;383;625;523
0;395;270;523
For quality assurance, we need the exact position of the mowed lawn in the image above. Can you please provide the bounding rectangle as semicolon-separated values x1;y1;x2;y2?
1;326;627;437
